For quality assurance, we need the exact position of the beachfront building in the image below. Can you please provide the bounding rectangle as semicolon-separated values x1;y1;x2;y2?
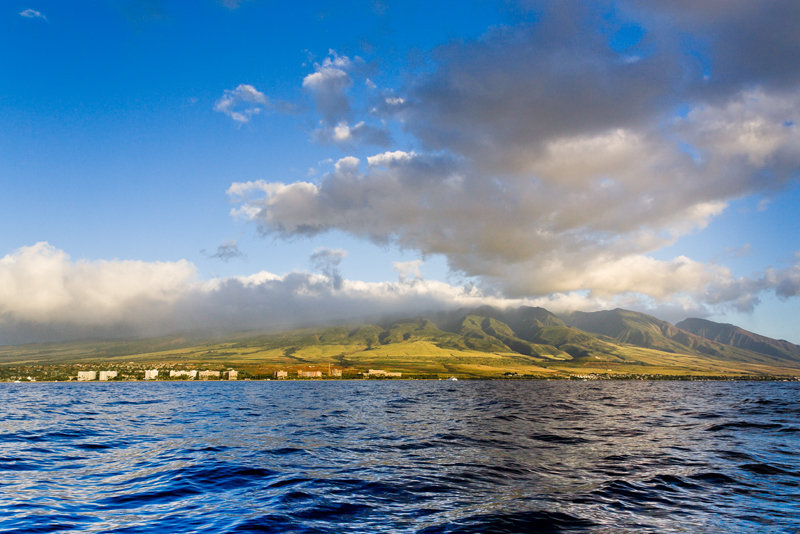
298;370;322;378
99;371;117;381
330;369;342;377
77;371;96;381
169;370;198;379
274;370;288;379
365;369;402;378
144;369;159;380
226;370;238;380
199;370;220;380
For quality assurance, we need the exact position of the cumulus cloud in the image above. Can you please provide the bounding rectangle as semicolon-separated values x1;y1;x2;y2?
227;118;792;303
623;0;800;93
215;84;268;123
299;51;391;147
19;8;46;20
3;243;800;345
367;150;416;167
397;3;800;175
214;84;297;123
0;243;518;344
302;50;356;125
0;243;195;331
228;1;800;314
775;265;800;298
311;120;392;147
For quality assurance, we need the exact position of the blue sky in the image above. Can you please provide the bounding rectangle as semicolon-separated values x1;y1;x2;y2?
2;0;799;344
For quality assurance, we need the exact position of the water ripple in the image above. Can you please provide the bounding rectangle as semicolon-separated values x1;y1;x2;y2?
0;381;798;533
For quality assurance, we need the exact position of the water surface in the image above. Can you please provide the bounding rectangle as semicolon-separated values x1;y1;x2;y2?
1;381;798;533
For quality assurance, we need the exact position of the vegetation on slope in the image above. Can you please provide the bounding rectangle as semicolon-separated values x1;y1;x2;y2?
2;306;800;379
676;317;800;362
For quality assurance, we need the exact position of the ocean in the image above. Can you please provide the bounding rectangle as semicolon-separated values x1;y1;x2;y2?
1;380;798;533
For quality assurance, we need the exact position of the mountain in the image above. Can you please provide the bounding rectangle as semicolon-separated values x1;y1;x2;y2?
564;308;693;351
455;314;570;359
429;305;565;337
2;306;799;379
560;307;800;366
420;305;800;369
676;318;800;363
563;309;714;353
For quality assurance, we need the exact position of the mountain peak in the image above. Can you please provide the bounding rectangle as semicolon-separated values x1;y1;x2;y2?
676;317;800;362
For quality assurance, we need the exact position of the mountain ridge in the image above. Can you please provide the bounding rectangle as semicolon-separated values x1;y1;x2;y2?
676;317;800;362
1;306;798;378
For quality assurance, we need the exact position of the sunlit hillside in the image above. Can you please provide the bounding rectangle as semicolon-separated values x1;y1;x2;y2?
2;307;799;380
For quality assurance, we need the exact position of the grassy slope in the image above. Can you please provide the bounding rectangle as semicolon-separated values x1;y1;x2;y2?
561;308;791;366
2;307;800;378
677;317;800;362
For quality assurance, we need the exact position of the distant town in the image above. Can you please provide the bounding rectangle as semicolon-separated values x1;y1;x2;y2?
0;362;406;382
2;360;797;383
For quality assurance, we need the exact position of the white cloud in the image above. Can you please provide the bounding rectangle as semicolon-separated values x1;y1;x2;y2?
214;84;270;123
0;243;195;326
226;132;767;302
229;8;800;307
678;88;800;168
19;8;46;20
303;67;350;93
3;243;800;344
367;150;415;167
334;156;360;172
394;260;423;282
774;264;800;298
0;242;514;343
333;122;352;141
311;120;392;147
302;50;356;125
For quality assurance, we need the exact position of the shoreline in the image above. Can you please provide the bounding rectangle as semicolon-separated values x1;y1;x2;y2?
4;375;800;383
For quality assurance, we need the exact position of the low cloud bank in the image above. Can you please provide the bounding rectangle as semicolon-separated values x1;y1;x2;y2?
2;243;800;344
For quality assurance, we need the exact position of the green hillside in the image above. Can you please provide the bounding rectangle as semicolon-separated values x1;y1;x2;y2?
561;308;783;364
2;307;800;380
676;317;800;362
564;308;701;353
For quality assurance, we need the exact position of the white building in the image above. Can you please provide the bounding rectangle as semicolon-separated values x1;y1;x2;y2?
365;369;401;377
199;370;220;380
298;370;322;378
274;370;288;379
169;370;197;379
144;369;159;380
77;371;96;381
226;370;238;380
99;371;117;381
